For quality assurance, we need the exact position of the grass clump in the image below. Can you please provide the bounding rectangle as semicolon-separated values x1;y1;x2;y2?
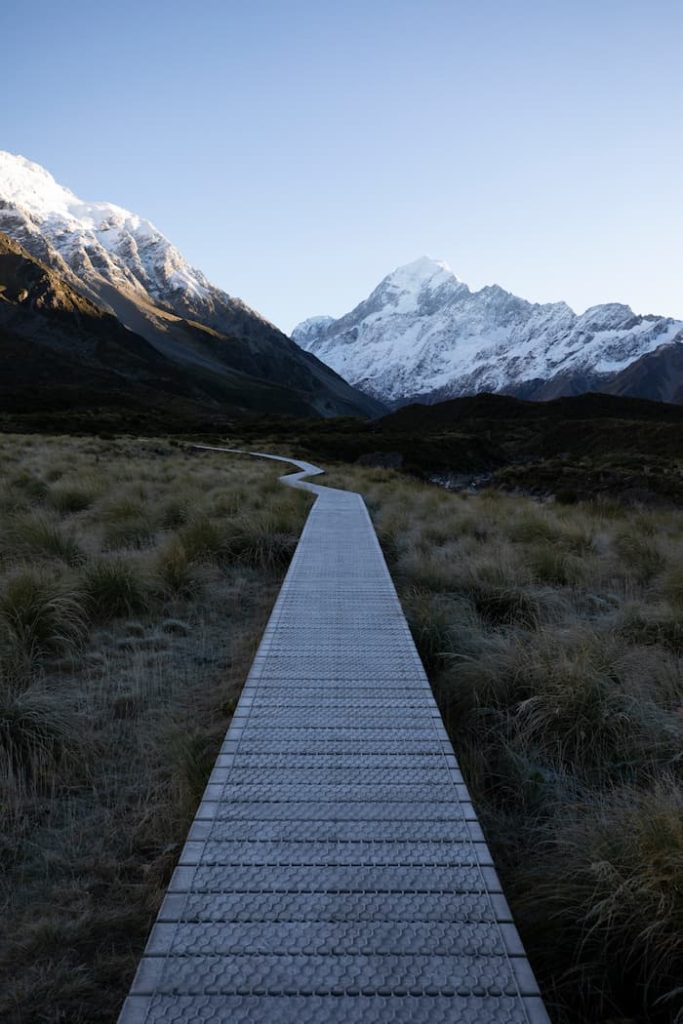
154;540;204;598
82;560;148;621
0;570;87;662
48;483;98;515
521;782;683;1017
526;543;582;586
613;527;665;584
9;511;84;566
225;512;299;571
662;563;683;611
178;517;226;563
0;684;86;792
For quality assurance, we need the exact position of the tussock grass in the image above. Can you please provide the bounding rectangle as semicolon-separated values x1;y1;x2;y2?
225;511;300;571
8;510;84;565
154;540;205;598
662;564;683;611
0;435;310;1024
48;481;99;515
178;516;226;563
0;685;86;793
83;560;148;620
324;463;683;1023
0;570;87;662
613;527;665;584
520;782;683;1017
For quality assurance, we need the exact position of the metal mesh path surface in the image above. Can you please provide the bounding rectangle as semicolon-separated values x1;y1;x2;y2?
118;451;550;1024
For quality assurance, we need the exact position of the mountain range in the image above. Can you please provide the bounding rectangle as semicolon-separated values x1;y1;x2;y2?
293;257;683;406
2;152;681;423
0;152;380;421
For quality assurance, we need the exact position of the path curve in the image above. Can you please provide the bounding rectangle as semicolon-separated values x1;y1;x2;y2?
118;448;551;1024
192;444;326;494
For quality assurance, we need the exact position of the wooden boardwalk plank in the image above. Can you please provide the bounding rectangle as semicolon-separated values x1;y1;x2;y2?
118;451;550;1024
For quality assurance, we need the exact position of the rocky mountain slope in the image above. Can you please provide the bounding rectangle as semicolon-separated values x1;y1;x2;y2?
0;231;192;409
293;257;683;405
0;231;359;423
0;152;381;419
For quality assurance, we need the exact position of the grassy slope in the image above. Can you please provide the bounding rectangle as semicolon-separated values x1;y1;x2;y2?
321;464;683;1024
0;437;311;1023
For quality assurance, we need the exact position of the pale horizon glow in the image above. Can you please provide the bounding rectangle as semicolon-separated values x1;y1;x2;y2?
2;0;681;334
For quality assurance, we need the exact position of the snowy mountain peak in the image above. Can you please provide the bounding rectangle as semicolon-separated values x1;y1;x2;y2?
0;150;139;231
0;151;73;219
0;150;211;305
292;261;683;405
383;256;457;289
371;257;466;311
0;151;383;419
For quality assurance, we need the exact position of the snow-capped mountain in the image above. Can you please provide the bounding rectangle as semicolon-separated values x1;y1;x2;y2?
0;151;275;339
293;257;683;405
0;152;381;418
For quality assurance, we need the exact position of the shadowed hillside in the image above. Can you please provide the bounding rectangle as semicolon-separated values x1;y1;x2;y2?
0;231;382;421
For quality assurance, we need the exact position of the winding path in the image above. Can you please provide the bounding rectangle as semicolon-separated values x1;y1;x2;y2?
118;450;550;1024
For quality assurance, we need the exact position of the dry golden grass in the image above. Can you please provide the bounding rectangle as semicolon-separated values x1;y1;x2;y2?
323;464;683;1024
5;438;682;1023
0;435;310;1024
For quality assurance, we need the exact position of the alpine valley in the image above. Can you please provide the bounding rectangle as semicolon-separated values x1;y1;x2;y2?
293;257;683;406
0;152;381;424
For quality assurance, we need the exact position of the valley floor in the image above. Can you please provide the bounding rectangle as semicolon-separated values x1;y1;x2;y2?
0;437;311;1023
2;436;682;1023
323;464;683;1024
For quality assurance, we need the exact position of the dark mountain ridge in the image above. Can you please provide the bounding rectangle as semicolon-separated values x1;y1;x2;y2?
0;232;380;422
0;151;382;421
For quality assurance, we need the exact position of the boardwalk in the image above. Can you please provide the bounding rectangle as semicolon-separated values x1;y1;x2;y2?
118;452;550;1024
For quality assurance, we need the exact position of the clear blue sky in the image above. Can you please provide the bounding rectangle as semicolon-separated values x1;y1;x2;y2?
3;0;682;332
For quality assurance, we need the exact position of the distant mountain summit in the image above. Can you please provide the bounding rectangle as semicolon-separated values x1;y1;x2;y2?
0;151;381;419
293;258;683;405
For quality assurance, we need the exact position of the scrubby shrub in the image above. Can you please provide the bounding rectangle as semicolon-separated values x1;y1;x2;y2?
512;632;644;775
102;519;155;551
159;498;192;529
11;473;49;502
167;727;218;813
618;605;683;655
